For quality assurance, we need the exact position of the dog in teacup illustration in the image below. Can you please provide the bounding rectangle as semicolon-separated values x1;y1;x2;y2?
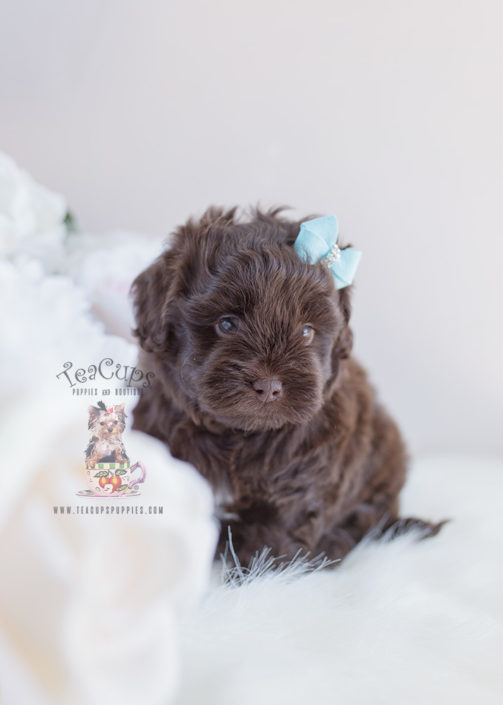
86;401;129;468
81;401;146;497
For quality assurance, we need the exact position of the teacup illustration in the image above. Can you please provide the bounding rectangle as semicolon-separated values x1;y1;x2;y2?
79;461;147;497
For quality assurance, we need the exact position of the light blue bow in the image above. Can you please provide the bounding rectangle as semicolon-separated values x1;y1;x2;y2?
294;215;362;290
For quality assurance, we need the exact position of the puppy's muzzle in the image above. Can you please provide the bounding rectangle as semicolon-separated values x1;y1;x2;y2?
252;377;283;403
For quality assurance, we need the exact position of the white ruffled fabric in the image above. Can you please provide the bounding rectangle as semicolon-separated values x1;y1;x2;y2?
0;153;67;270
0;154;217;705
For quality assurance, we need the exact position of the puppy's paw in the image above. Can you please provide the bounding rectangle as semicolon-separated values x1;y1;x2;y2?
384;516;449;541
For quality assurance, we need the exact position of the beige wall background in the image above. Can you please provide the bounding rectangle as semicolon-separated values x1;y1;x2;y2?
1;0;501;455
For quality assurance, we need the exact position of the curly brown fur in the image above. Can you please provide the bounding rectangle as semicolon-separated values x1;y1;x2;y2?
131;207;443;565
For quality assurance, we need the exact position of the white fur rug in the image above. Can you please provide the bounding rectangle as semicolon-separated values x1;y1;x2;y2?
176;455;503;705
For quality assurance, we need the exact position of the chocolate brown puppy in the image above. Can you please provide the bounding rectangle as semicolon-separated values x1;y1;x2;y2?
131;207;442;565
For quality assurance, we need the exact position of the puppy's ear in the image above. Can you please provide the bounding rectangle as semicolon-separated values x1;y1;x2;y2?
337;286;353;358
131;250;178;353
331;286;353;370
131;207;239;353
115;403;126;417
88;405;101;428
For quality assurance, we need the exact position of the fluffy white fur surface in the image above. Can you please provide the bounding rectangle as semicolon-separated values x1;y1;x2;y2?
175;455;503;705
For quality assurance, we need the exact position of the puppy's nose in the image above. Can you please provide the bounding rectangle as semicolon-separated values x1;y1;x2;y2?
252;378;283;402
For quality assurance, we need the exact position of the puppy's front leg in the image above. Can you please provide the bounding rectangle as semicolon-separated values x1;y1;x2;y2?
114;445;130;464
86;449;100;469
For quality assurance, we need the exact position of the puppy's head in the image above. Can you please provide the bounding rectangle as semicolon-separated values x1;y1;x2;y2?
132;208;354;432
88;403;126;440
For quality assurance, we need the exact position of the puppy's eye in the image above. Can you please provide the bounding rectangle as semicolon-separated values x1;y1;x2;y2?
301;324;315;345
216;316;240;336
100;421;105;426
113;421;118;425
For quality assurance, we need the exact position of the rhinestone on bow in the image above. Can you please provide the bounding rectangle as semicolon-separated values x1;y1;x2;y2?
323;242;341;266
